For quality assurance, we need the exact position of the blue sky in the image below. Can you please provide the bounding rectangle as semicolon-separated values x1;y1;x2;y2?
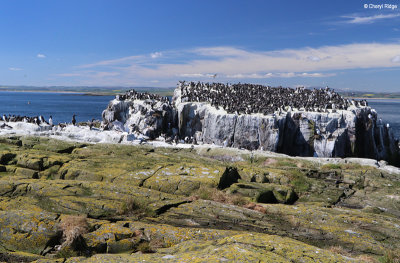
1;0;400;91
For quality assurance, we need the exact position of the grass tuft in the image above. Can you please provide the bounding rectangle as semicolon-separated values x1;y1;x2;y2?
321;163;342;170
328;245;350;257
59;215;89;248
288;170;310;193
379;250;400;263
136;242;153;253
192;185;249;206
118;196;156;217
191;185;269;213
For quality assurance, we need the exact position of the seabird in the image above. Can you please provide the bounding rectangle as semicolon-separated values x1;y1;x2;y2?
178;81;366;117
88;118;95;130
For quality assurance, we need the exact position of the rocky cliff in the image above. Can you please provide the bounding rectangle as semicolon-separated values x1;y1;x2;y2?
174;88;399;164
102;93;174;140
102;84;400;166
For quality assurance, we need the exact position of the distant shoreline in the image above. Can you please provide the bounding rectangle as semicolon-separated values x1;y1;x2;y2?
346;97;400;100
0;88;174;97
0;89;114;96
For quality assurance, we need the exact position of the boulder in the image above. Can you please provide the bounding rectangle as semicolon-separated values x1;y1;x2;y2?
228;182;298;204
0;210;59;255
102;97;174;139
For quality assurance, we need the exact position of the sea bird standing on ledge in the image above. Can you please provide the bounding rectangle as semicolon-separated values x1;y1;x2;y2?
88;118;95;130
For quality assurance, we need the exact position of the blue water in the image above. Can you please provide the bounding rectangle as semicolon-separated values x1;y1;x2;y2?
0;91;114;124
368;99;400;140
0;92;399;139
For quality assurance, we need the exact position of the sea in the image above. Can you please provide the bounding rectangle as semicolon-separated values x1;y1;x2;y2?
0;91;114;125
0;91;399;140
368;99;400;140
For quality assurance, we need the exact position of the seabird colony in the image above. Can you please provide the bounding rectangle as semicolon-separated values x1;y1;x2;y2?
1;115;50;125
116;89;170;103
0;114;98;128
180;81;368;115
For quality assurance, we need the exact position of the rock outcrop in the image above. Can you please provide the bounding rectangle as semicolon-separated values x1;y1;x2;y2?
102;91;173;140
101;83;400;166
1;136;400;261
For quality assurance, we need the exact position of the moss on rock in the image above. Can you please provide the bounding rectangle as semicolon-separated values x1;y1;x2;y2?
0;136;399;261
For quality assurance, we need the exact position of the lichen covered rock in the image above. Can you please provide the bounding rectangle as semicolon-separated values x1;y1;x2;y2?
0;136;399;262
0;210;59;255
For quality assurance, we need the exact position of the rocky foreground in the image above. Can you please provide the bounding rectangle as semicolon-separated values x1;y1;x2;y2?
0;135;400;262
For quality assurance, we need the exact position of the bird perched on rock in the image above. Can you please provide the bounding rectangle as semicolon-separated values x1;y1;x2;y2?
178;81;367;116
88;118;95;130
165;136;173;144
39;115;47;125
0;123;12;129
34;117;40;126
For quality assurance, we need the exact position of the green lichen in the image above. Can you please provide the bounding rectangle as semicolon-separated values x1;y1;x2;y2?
0;135;398;262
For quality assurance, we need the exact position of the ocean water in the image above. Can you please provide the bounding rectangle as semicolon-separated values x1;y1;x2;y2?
0;91;114;124
0;91;399;139
368;99;400;140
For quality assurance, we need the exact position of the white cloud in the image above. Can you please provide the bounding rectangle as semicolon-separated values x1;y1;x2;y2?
342;14;400;24
37;53;46;58
226;72;336;79
56;71;119;78
93;72;120;78
78;55;144;68
299;72;336;77
193;46;250;57
57;42;400;86
56;73;82;77
9;67;22;71
178;73;218;78
307;56;321;62
144;43;400;76
150;52;162;59
392;55;400;63
178;73;206;78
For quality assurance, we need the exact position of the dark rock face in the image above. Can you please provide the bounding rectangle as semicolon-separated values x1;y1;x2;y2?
102;84;400;165
354;110;400;165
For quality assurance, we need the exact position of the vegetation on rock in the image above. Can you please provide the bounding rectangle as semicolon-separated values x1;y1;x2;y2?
0;135;399;262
